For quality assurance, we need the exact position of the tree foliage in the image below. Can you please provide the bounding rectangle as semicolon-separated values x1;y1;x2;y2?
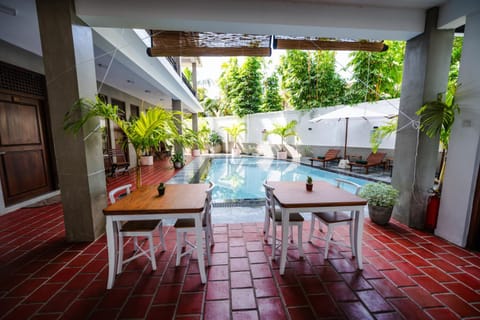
278;50;346;110
346;41;405;103
219;58;240;114
261;72;283;112
233;57;263;117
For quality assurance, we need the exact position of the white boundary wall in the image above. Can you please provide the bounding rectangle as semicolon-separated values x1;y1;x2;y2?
204;99;399;158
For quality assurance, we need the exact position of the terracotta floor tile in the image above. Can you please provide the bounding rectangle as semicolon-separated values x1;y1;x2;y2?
232;310;259;320
3;304;42;320
247;251;267;264
257;297;287;320
253;278;278;298
298;276;326;294
287;306;316;320
308;294;341;318
176;292;204;315
119;295;152;319
231;271;253;289
250;263;272;279
438;253;469;266
389;297;431;320
401;286;442;308
357;289;394;313
391;261;423;276
328;257;358;273
435;293;480;318
326;282;357;301
153;283;181;304
231;288;256;310
412;275;448;294
61;298;99;320
368;279;404;298
451;272;480;290
444;282;480;302
146;305;176;320
205;300;230;320
182;274;205;292
429;258;461;273
382;270;416;287
401;254;431;267
419;266;456;282
208;265;229;281
206;280;230;300
211;252;229;265
367;256;395;270
425;307;463;320
280;286;308;307
98;287;131;309
40;291;79;313
133;275;162;295
230;258;250;272
230;246;247;258
25;283;63;303
338;301;375;320
461;265;480;279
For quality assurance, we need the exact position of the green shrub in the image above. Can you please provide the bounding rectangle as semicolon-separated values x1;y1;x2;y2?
359;182;399;207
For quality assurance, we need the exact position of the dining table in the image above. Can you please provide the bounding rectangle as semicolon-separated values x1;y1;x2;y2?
103;183;210;289
267;180;367;275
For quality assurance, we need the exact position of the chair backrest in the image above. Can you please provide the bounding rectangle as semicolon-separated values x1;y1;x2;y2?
108;184;132;203
263;182;276;214
204;182;215;225
108;149;129;164
366;152;386;164
325;149;341;160
335;178;361;195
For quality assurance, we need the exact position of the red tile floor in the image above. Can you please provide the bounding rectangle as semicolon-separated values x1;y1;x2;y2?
1;158;480;319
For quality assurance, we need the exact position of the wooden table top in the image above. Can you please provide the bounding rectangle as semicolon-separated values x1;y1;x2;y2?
267;180;367;209
103;184;210;215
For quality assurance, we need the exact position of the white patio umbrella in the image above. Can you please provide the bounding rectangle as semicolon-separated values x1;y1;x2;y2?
310;106;387;159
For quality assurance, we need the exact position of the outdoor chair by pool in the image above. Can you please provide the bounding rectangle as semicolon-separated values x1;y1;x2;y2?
263;182;304;261
308;178;361;259
108;184;165;274
348;152;387;174
174;183;215;266
309;149;341;167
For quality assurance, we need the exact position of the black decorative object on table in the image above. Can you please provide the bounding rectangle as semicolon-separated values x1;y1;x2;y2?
157;183;166;196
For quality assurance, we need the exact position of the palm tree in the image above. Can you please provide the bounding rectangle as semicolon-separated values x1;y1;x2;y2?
223;121;246;155
267;120;298;152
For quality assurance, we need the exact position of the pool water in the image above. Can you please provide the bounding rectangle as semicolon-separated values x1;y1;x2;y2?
205;157;368;203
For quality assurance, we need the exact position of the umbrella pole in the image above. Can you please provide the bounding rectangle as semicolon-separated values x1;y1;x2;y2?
344;117;349;159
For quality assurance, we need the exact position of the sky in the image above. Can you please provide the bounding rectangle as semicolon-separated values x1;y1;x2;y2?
196;50;352;98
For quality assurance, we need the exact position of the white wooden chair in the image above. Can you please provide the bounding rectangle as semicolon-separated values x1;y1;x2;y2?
174;183;215;266
308;178;362;259
108;184;165;274
263;182;304;260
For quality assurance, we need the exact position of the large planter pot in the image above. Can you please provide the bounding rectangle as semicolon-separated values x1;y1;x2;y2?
140;155;154;166
231;148;241;157
192;149;201;157
209;144;222;154
173;161;184;169
277;151;287;160
368;204;393;225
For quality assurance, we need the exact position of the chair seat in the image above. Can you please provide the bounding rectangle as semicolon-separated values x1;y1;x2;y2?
312;211;352;223
120;220;161;232
174;218;207;229
271;210;304;222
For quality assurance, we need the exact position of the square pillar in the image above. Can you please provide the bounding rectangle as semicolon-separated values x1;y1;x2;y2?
36;0;107;241
392;8;453;228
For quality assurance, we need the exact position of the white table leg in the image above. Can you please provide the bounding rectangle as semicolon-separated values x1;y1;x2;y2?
195;215;207;283
106;216;116;289
355;208;364;270
279;208;289;275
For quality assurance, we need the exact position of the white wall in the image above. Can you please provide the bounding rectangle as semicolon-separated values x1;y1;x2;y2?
436;12;480;246
207;99;399;156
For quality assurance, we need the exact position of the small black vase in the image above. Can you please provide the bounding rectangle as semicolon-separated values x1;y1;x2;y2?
157;187;165;196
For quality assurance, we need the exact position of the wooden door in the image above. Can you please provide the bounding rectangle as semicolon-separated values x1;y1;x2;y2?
0;93;54;205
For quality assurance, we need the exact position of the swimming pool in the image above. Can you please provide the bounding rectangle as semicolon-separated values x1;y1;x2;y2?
204;157;368;203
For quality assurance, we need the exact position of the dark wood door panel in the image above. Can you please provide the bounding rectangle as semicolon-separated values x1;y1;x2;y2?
0;102;41;145
1;150;49;198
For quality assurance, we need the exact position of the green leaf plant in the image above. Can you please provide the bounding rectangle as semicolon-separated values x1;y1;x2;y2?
64;96;182;188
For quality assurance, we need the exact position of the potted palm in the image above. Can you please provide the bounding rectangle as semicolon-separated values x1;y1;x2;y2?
171;152;185;169
266;120;297;160
306;176;313;192
208;131;223;153
359;182;399;225
64;96;181;188
224;121;246;156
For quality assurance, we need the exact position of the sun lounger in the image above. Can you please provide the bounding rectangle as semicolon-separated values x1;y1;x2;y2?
309;149;341;168
348;152;386;174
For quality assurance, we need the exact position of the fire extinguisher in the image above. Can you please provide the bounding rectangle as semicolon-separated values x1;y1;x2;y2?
425;189;440;232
